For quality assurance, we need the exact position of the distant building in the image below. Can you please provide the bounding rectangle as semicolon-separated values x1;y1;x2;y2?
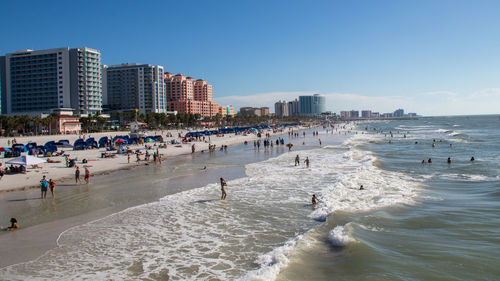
0;47;102;115
361;110;372;118
103;63;166;114
274;100;289;117
299;94;326;116
371;112;380;118
350;110;359;118
50;108;82;134
288;99;299;116
239;107;269;116
381;113;393;118
393;108;404;117
164;73;219;117
218;105;234;117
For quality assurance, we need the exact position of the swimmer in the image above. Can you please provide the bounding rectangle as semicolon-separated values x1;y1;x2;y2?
359;185;364;190
312;194;320;205
470;156;475;162
305;157;310;168
447;157;451;164
202;166;207;170
295;155;300;166
7;218;18;230
428;158;432;164
220;177;227;200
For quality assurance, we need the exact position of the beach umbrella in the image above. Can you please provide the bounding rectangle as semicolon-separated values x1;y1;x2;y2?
145;138;154;143
114;139;124;144
0;147;11;152
6;155;47;165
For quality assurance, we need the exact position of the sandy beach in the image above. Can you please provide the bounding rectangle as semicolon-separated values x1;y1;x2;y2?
0;128;297;192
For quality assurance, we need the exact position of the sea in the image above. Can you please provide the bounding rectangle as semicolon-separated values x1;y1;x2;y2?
0;115;499;280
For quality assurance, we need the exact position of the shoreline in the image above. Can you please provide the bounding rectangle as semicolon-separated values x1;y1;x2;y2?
0;125;320;269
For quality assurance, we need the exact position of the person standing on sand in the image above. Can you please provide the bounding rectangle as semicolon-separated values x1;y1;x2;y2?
220;177;227;200
49;179;56;198
127;152;130;164
75;166;81;184
40;176;48;199
84;167;91;184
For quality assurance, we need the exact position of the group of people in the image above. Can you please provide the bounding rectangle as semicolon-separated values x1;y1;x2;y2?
294;155;310;168
74;166;91;185
40;175;56;199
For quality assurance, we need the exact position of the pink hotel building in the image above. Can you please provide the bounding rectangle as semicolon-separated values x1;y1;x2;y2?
164;73;219;117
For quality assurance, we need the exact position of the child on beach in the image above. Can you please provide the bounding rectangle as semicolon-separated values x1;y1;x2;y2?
7;218;18;230
84;167;90;184
75;166;81;184
49;179;56;198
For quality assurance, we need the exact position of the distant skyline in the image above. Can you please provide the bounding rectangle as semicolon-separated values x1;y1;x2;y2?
2;0;500;116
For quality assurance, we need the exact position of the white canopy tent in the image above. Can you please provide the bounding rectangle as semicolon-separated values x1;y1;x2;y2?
6;155;47;165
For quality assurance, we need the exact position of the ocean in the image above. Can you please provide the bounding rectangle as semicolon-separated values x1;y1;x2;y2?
1;115;499;280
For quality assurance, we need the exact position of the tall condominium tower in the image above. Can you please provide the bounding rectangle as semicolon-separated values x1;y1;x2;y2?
274;100;289;117
69;47;102;115
103;63;166;114
164;73;218;117
0;47;102;115
299;94;326;116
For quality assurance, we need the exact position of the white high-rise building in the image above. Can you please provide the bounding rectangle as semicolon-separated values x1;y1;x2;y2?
0;47;102;115
103;63;166;114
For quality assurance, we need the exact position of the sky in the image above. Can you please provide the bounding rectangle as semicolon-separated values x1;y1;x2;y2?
1;0;500;116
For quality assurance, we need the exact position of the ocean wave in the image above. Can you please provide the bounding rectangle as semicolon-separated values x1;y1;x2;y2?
436;129;452;133
439;173;500;182
239;235;303;281
448;131;462;136
328;225;356;246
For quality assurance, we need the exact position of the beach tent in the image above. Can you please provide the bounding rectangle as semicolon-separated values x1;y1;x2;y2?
6;155;47;165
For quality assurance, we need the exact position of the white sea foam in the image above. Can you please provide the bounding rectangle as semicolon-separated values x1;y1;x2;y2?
239;235;303;281
439;173;500;182
448;131;462;136
436;129;452;133
328;225;356;246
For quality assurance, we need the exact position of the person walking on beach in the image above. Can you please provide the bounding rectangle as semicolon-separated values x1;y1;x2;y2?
220;177;227;200
127;152;130;164
305;157;310;168
40;176;48;199
84;167;91;184
295;155;300;166
49;179;56;198
75;166;81;184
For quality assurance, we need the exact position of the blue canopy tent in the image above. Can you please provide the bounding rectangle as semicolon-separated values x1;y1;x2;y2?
73;139;87;150
98;137;108;148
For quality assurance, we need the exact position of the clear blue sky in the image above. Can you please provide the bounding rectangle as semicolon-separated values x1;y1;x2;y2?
2;0;500;115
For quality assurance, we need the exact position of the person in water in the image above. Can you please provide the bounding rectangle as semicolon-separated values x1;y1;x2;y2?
359;185;364;190
220;177;227;200
8;218;18;230
295;155;300;166
312;194;320;205
40;176;48;199
447;157;451;164
470;156;475;162
305;157;310;168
